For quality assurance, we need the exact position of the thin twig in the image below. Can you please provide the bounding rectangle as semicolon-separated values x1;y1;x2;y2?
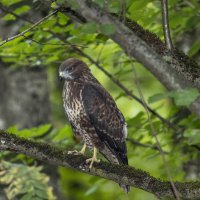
0;10;58;47
0;3;34;23
161;0;173;49
22;35;87;48
0;6;87;48
127;138;168;154
119;0;126;23
184;0;200;16
130;61;180;200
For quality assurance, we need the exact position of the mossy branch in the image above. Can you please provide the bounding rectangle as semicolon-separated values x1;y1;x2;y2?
0;130;200;199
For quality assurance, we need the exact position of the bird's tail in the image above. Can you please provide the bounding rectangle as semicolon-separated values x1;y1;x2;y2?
101;150;130;193
117;151;130;193
119;184;130;193
101;148;130;193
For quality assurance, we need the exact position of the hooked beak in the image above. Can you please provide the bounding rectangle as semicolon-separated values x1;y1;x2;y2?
59;72;65;80
59;71;73;80
59;71;65;80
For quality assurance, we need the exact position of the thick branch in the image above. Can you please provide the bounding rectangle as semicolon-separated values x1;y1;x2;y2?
0;130;200;199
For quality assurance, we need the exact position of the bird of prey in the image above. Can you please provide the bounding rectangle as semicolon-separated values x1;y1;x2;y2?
59;58;129;192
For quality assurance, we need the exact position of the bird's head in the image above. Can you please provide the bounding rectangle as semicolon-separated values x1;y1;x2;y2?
59;58;90;81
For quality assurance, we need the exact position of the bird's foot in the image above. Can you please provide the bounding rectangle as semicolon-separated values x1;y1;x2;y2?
79;143;87;155
68;143;87;155
67;150;80;155
86;157;100;169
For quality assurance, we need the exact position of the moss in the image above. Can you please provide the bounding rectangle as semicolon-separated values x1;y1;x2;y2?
2;130;200;199
65;154;87;166
123;17;200;85
171;48;200;82
124;17;167;54
95;160;152;182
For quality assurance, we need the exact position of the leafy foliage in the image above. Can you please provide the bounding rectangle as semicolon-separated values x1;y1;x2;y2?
0;0;200;199
149;88;200;106
7;124;52;138
0;161;56;200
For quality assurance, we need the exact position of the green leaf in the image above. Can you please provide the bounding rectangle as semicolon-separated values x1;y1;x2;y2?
148;88;200;106
51;2;58;9
183;129;200;145
84;185;98;196
115;92;126;101
128;0;148;21
0;0;22;6
129;0;148;11
81;22;97;34
169;88;200;106
99;24;116;35
33;181;46;191
35;189;48;199
189;40;200;57
127;111;146;128
52;125;71;142
21;193;33;200
65;0;80;9
57;12;68;26
0;161;56;200
93;0;105;7
148;93;169;104
14;5;30;15
7;124;52;138
2;14;16;21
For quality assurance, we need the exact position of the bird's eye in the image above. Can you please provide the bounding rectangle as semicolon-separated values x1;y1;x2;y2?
68;67;73;71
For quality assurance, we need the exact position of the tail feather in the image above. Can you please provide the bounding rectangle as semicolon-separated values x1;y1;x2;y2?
120;184;130;193
101;150;130;193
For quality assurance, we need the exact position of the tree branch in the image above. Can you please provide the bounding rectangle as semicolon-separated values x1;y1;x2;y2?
73;0;199;86
0;130;200;199
127;138;169;154
0;10;58;47
161;0;173;49
0;3;34;23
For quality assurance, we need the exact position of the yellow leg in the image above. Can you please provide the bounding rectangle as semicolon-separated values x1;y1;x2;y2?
68;143;87;155
86;147;100;168
79;143;87;155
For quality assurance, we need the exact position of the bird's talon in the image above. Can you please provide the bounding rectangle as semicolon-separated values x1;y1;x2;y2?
67;150;79;155
86;157;100;168
85;158;91;164
79;143;87;155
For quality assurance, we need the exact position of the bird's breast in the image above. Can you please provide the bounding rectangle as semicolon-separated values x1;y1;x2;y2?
63;81;85;123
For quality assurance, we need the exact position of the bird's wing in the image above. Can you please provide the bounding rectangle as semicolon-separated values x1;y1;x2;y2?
82;83;128;164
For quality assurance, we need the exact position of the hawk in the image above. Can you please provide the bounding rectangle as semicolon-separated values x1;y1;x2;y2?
59;58;129;192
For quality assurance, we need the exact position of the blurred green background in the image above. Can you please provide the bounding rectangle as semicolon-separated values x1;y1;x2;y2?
0;0;200;199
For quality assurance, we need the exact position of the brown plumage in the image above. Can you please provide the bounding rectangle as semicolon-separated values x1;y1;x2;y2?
59;58;129;192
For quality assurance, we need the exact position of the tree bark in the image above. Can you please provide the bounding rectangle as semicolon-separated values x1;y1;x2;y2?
0;130;200;199
0;64;50;129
